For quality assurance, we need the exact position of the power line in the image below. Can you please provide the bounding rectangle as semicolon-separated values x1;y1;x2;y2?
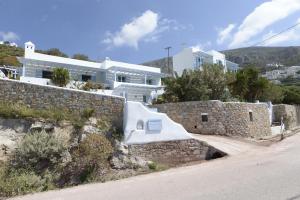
251;21;300;47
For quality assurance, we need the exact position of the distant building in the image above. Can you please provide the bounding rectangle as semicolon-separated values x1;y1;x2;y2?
0;41;18;47
262;66;300;80
173;47;239;76
18;41;164;103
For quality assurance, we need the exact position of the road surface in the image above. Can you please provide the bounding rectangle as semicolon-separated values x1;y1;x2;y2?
12;133;300;200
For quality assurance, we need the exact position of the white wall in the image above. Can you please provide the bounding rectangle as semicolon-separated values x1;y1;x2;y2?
207;50;227;72
123;101;193;144
20;76;51;85
173;48;194;76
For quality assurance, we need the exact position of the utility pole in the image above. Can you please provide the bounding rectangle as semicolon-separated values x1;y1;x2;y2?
164;46;172;74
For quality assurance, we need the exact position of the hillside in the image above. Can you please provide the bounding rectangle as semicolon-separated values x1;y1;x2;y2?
0;44;90;67
0;44;24;66
141;57;173;75
222;46;300;70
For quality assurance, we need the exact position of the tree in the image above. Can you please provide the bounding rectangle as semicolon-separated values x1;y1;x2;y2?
51;68;70;87
229;67;270;102
200;64;228;100
72;54;89;61
159;64;228;103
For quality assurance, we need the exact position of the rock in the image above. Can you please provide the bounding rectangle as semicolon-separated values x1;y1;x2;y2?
82;125;100;135
110;154;132;170
115;140;128;155
88;117;98;126
44;124;55;133
130;156;148;168
30;122;43;133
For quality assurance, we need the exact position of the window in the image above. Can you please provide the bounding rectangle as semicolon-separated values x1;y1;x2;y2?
42;70;53;79
249;111;253;122
201;113;208;122
146;79;153;85
82;75;92;82
143;95;147;103
195;57;203;69
117;75;126;82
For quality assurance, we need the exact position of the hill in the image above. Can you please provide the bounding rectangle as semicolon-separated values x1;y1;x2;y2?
141;57;173;75
0;44;24;66
0;44;89;67
222;46;300;70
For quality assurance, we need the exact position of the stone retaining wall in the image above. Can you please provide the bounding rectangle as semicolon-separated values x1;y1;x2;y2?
0;79;124;128
273;104;300;130
152;101;271;138
128;139;225;166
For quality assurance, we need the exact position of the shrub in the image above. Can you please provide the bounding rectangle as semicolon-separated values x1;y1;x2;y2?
148;162;157;170
82;108;95;119
12;131;69;172
82;81;103;91
0;101;75;123
62;134;113;184
0;167;45;197
51;67;70;87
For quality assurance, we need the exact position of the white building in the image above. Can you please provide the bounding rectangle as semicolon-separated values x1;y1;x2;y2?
0;41;18;47
262;66;300;80
19;41;164;103
173;47;239;76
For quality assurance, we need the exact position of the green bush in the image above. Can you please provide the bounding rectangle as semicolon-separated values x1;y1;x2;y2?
12;131;69;172
0;167;45;197
0;101;75;122
82;108;95;119
148;162;157;170
62;134;113;184
51;67;70;87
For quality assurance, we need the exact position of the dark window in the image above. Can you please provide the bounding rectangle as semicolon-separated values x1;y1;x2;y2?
82;75;92;82
117;75;126;82
143;95;147;103
202;114;208;122
42;70;53;79
249;112;253;122
146;79;153;85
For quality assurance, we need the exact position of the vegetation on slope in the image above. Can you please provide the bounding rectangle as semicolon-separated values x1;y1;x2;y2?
155;65;300;105
222;46;300;71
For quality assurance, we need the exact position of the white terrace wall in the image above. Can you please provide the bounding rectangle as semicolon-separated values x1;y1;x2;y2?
0;79;124;129
273;104;300;130
152;101;271;138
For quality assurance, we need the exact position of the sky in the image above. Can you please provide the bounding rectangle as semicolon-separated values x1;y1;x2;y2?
1;0;300;63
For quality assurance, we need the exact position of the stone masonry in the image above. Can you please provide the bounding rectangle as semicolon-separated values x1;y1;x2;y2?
128;139;226;166
152;101;271;138
0;79;124;129
273;104;300;130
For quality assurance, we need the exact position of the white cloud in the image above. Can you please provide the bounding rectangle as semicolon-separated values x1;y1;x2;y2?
0;31;19;42
261;18;300;46
103;10;158;49
229;0;300;48
144;18;187;43
191;41;212;51
103;10;187;49
217;24;236;45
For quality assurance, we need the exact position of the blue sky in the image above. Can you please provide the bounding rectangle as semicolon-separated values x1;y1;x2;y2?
1;0;300;63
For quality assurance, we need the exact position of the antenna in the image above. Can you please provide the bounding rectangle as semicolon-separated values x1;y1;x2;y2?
164;46;172;74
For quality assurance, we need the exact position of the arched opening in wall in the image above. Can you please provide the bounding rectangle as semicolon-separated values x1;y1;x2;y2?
136;120;144;130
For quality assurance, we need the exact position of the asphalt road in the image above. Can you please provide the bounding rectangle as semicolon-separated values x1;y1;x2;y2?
12;133;300;200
